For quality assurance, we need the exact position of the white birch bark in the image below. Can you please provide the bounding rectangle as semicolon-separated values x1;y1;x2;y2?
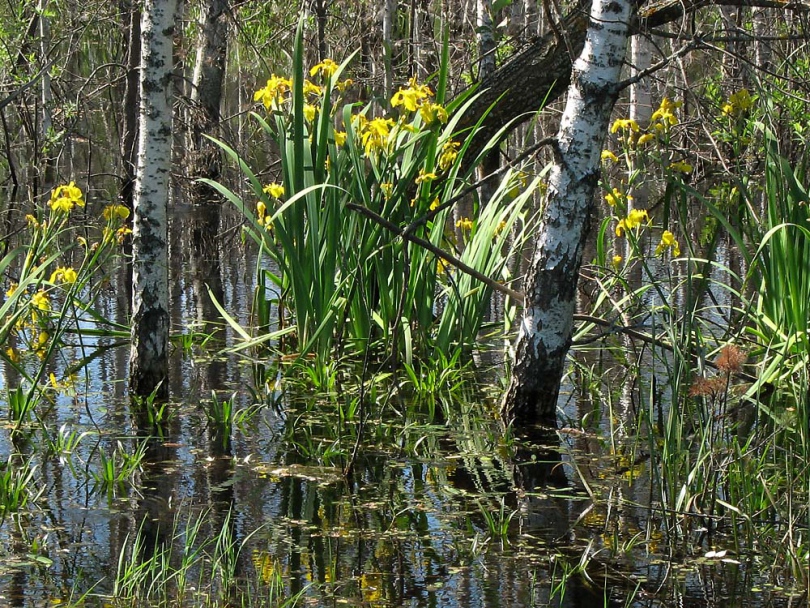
189;0;229;180
629;35;652;127
190;0;228;119
129;0;176;398
753;8;771;71
503;0;634;424
627;34;652;257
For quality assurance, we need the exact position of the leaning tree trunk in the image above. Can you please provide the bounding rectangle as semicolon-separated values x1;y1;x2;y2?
454;0;792;173
502;0;635;425
129;0;177;399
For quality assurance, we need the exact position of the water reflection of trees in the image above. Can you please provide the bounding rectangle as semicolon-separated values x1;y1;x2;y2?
232;400;610;606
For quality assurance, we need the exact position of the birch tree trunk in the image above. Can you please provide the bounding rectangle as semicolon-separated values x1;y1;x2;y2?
503;0;634;425
189;0;229;182
129;0;177;399
753;7;771;72
627;34;652;257
629;36;652;127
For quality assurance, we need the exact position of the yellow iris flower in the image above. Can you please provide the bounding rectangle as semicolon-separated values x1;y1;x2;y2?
615;209;649;237
655;230;681;256
49;182;85;213
438;140;460;171
263;183;285;199
254;75;292;108
310;59;339;79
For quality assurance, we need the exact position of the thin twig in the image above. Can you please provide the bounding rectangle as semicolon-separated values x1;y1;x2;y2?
572;313;758;383
346;202;526;303
0;58;56;112
615;38;700;92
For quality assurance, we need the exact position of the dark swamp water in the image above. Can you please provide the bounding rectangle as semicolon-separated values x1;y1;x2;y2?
0;191;803;608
